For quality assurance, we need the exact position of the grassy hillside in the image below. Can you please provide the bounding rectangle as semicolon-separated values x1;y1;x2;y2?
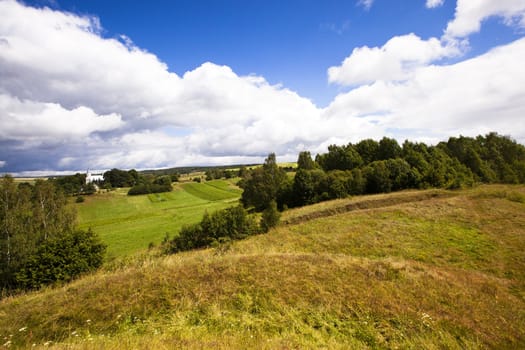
75;179;241;258
1;185;524;349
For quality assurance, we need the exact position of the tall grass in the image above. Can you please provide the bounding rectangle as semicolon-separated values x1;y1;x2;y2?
2;185;524;349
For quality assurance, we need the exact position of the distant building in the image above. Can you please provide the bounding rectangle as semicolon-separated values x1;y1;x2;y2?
86;170;104;184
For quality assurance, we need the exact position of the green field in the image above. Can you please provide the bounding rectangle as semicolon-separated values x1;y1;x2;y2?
75;179;242;258
2;185;525;349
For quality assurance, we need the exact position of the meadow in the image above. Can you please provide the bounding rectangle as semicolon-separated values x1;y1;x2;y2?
1;184;524;349
75;179;242;258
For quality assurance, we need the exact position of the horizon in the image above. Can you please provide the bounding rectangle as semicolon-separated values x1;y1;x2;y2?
1;0;525;174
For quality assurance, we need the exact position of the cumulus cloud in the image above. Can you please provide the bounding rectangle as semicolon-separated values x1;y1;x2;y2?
445;0;525;39
0;0;325;172
324;37;525;143
0;94;123;142
328;33;460;85
0;0;524;174
426;0;445;9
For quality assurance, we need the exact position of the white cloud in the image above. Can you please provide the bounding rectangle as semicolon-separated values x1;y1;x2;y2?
426;0;444;9
0;0;324;172
0;94;123;143
445;0;525;39
324;38;525;143
0;0;182;123
0;0;524;174
328;33;460;85
357;0;374;11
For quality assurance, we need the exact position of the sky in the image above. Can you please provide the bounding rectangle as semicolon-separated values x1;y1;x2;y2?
1;0;525;175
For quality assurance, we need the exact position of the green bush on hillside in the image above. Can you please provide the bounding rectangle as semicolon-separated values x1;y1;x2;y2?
15;229;106;290
128;183;172;195
165;205;259;253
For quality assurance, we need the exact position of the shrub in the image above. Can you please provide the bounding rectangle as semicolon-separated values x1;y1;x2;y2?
15;229;106;290
166;206;259;253
260;200;280;233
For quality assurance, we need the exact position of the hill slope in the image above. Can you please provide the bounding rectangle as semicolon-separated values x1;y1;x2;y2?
1;185;524;349
76;180;241;258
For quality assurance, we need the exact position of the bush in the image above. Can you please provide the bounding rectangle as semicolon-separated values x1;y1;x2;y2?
260;200;280;233
128;183;172;195
76;195;85;203
166;206;259;253
15;229;106;290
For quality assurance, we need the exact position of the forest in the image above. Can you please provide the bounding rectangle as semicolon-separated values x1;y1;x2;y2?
240;132;525;211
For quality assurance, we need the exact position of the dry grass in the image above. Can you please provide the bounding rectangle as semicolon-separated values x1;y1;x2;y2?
1;185;524;349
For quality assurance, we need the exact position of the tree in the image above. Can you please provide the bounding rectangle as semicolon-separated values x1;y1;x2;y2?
297;151;316;170
364;161;392;194
32;180;75;241
0;176;32;289
0;176;106;292
355;139;379;165
240;153;288;211
260;200;280;233
377;137;402;160
167;206;258;253
316;144;363;171
103;169;136;188
292;169;326;205
15;229;106;290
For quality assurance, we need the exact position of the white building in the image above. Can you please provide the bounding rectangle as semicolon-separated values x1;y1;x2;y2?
86;170;104;184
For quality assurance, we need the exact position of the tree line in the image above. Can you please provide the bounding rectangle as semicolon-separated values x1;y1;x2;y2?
0;176;105;293
240;133;525;211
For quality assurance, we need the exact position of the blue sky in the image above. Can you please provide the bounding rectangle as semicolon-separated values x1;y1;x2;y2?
30;0;461;106
1;0;525;174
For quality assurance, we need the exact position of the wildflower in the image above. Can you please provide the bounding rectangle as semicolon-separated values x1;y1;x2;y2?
18;327;28;332
86;319;91;324
3;340;12;348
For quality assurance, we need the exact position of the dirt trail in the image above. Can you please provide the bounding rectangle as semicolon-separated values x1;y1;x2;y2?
283;190;456;225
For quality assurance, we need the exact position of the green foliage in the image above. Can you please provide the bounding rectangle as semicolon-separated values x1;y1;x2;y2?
52;173;95;196
103;168;138;188
355;138;379;164
316;144;363;171
0;176;104;292
297;151;316;170
127;183;172;196
267;133;524;210
260;200;281;232
15;229;106;290
377;137;402;160
166;205;259;253
240;153;288;211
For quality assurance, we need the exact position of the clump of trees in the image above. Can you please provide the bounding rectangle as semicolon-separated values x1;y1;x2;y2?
205;168;236;180
51;173;96;196
239;133;525;211
104;168;139;188
164;202;281;253
0;176;106;292
128;175;173;195
165;206;259;253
